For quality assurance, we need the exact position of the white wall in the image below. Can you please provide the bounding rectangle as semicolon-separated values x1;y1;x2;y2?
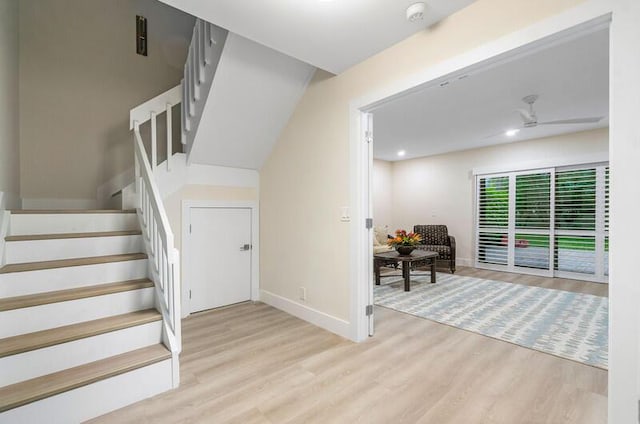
0;0;20;206
382;128;608;266
372;159;392;231
260;0;588;325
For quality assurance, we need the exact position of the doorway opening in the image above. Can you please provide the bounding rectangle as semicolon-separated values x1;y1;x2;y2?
354;16;611;383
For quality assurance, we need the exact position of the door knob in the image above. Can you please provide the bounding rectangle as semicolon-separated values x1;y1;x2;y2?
240;244;252;251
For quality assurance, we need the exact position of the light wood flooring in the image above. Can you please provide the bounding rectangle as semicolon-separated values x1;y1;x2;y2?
388;265;608;297
90;270;607;424
454;266;608;297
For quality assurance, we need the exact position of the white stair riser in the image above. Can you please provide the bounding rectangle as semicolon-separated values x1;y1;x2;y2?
9;214;138;236
0;288;155;338
5;235;143;264
0;358;172;424
0;259;147;297
0;321;162;386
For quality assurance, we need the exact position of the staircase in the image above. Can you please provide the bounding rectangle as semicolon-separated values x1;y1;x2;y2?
0;13;316;422
0;209;175;423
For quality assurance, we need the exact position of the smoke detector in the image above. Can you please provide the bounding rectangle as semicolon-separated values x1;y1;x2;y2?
406;2;426;22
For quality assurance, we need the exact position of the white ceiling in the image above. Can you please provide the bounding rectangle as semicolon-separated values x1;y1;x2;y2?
372;27;610;162
158;0;475;74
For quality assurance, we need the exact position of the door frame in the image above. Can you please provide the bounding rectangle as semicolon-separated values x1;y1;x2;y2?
181;200;260;317
350;4;615;343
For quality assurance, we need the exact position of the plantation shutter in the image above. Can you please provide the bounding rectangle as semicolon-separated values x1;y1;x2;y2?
477;175;509;265
514;172;551;270
554;168;597;275
475;163;609;283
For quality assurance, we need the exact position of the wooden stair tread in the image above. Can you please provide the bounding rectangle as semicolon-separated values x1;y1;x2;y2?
0;310;161;358
9;209;136;214
0;344;171;412
5;230;142;242
0;253;147;274
0;279;154;312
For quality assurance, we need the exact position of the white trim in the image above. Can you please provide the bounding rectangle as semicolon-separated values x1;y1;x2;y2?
181;200;259;317
0;191;14;267
96;168;135;207
352;9;611;114
21;198;98;210
350;1;614;344
472;153;609;176
259;289;351;340
456;257;473;267
348;107;371;342
129;85;181;130
0;210;8;267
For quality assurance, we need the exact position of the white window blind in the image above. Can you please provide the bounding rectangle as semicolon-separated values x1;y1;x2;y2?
477;176;509;266
514;172;551;270
475;164;609;283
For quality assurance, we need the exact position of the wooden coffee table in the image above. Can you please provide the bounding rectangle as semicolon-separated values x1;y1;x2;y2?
374;250;438;291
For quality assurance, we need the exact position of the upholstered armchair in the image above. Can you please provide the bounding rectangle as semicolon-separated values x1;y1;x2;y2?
373;226;393;254
413;225;456;273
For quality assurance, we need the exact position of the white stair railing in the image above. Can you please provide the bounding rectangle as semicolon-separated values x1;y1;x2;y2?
124;18;226;386
0;192;10;267
129;85;182;171
129;87;183;387
182;19;228;158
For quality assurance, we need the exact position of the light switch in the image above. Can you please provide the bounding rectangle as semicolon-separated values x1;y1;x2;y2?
340;207;351;222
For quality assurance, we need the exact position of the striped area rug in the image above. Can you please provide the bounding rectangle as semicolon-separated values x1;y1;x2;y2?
374;273;608;369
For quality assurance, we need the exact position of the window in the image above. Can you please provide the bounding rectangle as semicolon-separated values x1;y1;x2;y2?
476;164;609;283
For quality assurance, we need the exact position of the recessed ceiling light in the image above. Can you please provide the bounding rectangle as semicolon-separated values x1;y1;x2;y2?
397;150;406;157
505;129;520;137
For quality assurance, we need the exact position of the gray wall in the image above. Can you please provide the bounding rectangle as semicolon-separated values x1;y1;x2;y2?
0;0;20;199
19;0;195;202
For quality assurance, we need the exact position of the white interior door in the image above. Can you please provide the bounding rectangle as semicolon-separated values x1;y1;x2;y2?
189;207;252;313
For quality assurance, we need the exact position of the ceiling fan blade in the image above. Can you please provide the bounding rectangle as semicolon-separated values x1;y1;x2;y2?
538;117;604;125
516;108;533;123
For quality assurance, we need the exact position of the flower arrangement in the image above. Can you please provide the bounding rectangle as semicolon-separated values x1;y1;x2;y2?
387;229;422;247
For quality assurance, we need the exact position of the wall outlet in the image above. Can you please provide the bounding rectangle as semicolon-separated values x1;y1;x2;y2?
299;287;306;301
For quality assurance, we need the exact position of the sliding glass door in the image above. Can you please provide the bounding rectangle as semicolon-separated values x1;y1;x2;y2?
476;163;609;283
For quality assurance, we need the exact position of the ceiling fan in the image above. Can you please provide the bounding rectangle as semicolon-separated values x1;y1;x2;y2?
484;94;604;138
516;94;603;128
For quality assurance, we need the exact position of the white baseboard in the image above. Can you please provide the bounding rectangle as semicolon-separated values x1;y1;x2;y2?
259;290;351;340
22;198;98;210
456;257;473;267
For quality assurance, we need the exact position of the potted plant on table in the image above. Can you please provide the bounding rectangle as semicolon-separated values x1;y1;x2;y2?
387;229;422;256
